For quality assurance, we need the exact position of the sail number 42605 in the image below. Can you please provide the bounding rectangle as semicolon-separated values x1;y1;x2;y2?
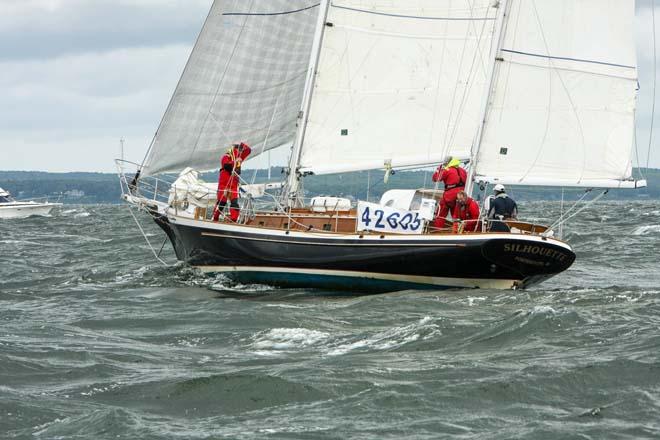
360;206;422;231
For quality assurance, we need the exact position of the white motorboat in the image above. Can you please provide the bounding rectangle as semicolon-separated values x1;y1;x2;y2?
0;188;62;219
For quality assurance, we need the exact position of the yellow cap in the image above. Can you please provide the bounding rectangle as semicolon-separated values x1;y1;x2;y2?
445;158;461;169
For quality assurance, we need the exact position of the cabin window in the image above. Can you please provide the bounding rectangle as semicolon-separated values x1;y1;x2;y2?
323;223;332;231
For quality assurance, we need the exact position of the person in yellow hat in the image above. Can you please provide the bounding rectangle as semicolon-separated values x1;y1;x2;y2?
213;142;251;222
431;157;467;229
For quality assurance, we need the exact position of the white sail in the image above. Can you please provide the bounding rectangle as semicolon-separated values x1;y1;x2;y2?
473;0;640;188
297;0;498;175
142;1;319;176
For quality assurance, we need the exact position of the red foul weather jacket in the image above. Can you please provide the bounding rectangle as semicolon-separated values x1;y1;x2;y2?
217;143;251;201
452;197;481;232
432;166;467;191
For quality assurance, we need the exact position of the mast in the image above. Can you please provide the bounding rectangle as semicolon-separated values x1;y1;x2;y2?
283;0;331;207
465;0;510;196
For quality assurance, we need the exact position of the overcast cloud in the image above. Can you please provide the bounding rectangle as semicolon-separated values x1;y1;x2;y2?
1;0;659;172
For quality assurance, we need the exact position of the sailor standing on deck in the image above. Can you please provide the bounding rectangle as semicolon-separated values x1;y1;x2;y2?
487;184;518;231
432;157;467;228
213;142;251;222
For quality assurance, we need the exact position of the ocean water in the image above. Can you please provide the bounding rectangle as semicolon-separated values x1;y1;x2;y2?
1;201;659;439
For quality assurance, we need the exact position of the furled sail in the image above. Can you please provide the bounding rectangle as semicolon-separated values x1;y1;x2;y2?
142;1;319;176
297;0;498;175
473;0;642;188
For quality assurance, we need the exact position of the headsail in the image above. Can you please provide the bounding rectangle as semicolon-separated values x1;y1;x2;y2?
142;1;319;176
473;0;642;188
296;0;499;175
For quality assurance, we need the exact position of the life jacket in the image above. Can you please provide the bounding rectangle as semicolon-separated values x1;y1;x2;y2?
444;167;467;190
222;148;241;174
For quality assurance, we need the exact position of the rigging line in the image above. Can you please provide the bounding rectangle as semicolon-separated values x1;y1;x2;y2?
180;70;308;98
307;34;381;145
344;20;358;159
501;59;637;80
223;3;320;17
633;120;647;180
138;0;216;172
253;78;289;185
647;0;657;170
497;0;522;124
516;9;553;183
526;0;589;184
438;0;480;165
332;4;496;21
186;0;255;167
426;0;453;160
546;189;608;232
332;25;488;40
500;49;636;70
546;189;593;231
465;0;491;79
126;206;170;267
559;187;565;239
445;2;493;154
434;1;488;193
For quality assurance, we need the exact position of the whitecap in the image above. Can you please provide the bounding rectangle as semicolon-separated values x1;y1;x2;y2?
251;328;330;351
327;316;440;356
529;305;557;315
0;239;40;245
632;225;660;235
74;212;91;218
467;296;487;306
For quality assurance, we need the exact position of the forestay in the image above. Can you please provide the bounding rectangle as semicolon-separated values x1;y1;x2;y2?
298;0;498;175
142;1;319;176
474;0;640;188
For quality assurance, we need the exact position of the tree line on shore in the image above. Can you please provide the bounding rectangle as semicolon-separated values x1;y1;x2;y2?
1;168;658;204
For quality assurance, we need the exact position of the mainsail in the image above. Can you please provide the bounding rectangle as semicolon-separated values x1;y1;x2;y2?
296;0;499;175
142;0;319;176
473;0;642;188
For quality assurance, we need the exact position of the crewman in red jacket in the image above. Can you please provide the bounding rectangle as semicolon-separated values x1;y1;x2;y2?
453;191;481;232
213;142;251;222
432;157;467;228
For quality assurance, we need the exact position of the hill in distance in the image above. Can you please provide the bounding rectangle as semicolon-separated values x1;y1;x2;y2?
0;168;658;204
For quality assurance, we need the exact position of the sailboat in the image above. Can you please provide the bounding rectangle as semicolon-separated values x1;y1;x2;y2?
118;0;645;291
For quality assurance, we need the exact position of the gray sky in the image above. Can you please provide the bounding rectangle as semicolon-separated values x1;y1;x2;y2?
1;0;659;172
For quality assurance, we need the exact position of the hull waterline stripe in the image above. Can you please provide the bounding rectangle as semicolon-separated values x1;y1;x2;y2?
197;265;518;289
200;231;466;247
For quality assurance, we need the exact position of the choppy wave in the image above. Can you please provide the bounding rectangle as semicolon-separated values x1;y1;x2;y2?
632;224;660;235
1;202;660;439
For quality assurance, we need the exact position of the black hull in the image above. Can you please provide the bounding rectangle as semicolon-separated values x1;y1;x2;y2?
153;215;576;292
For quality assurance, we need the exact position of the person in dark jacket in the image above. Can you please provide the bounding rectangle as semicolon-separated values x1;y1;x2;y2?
432;157;467;228
487;184;517;231
213;142;251;222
